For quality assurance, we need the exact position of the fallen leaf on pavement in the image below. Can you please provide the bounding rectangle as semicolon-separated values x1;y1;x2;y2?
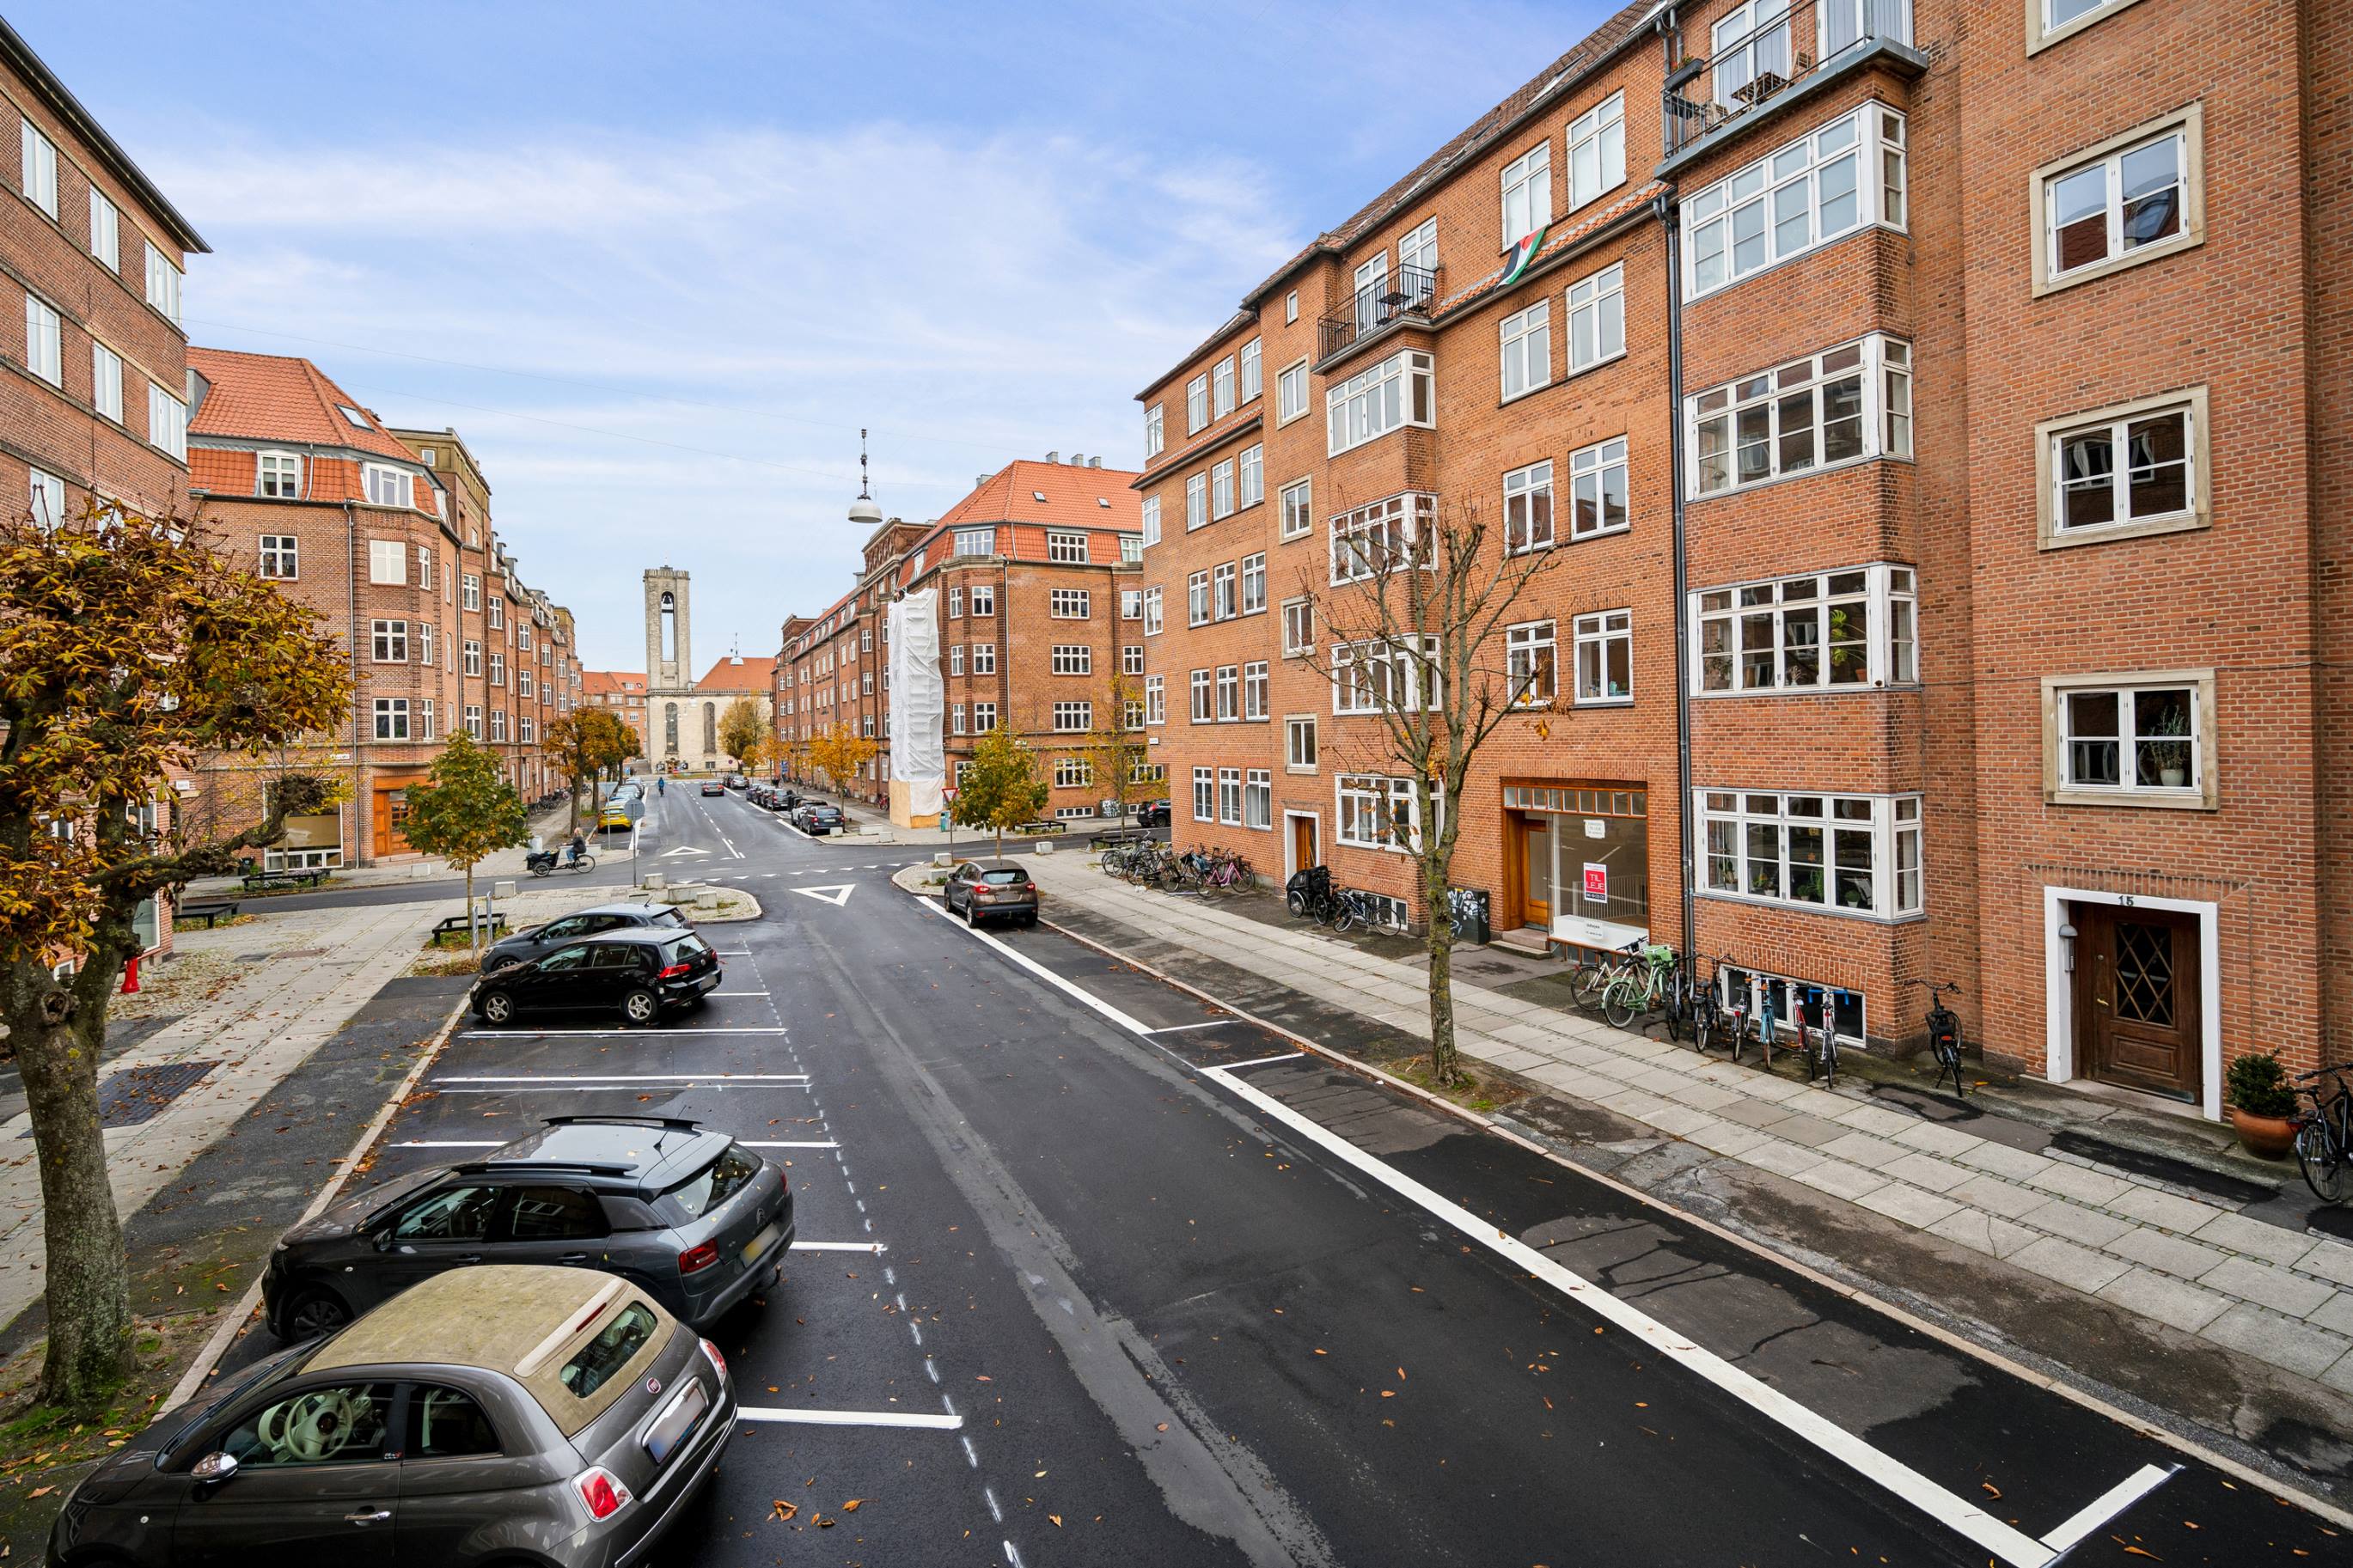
770;1501;797;1522
1155;1423;1168;1432
1049;1515;1063;1527
841;1499;862;1512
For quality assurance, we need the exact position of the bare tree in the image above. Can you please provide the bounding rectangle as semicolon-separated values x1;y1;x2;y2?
1293;492;1574;1088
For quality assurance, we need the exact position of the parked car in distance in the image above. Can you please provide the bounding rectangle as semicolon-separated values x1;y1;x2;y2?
1136;799;1172;828
944;859;1039;927
596;805;633;833
798;804;845;835
724;774;745;790
52;1266;737;1568
484;903;690;974
698;780;724;796
261;1115;792;1339
471;930;721;1027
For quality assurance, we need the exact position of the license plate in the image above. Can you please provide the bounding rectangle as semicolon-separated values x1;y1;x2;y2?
698;972;719;992
742;1222;780;1266
644;1378;710;1464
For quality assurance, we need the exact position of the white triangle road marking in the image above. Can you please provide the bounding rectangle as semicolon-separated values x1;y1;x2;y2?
662;845;710;857
791;883;857;907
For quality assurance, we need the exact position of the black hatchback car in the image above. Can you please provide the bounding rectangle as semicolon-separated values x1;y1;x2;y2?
483;902;689;974
797;803;845;835
262;1116;792;1339
470;930;720;1027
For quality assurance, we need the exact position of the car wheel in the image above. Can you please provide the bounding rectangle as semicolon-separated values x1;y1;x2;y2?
480;990;516;1026
1023;912;1039;928
963;900;978;926
284;1286;351;1340
621;987;660;1026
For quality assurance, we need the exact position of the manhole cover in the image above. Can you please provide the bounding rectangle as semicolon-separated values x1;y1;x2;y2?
17;1062;221;1135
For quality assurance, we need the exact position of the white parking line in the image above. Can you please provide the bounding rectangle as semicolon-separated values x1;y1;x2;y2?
916;896;1157;1035
2038;1464;2178;1553
711;990;771;997
744;1139;838;1149
1202;1060;2064;1568
390;1140;504;1148
433;1073;810;1083
1220;1051;1305;1071
456;1028;791;1037
736;1406;961;1430
791;1241;888;1253
1146;1019;1238;1034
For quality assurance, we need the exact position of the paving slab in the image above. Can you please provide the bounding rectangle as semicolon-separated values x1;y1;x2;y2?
1888;1120;1985;1159
1816;1131;1913;1171
2198;1303;2351;1378
1954;1141;2062;1184
2095;1267;2234;1334
1789;1159;1891;1203
2016;1200;2136;1250
2106;1225;2234;1283
2191;1211;2318;1268
1947;1173;2055;1221
2025;1162;2136;1207
1880;1151;1977;1194
2200;1257;2338;1319
2105;1184;2228;1235
1924;1208;2041;1260
2295;1239;2353;1289
1855;1183;1965;1231
2010;1235;2131;1294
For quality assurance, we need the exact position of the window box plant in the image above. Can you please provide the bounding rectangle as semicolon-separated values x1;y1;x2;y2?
2225;1051;2298;1159
2145;699;2192;788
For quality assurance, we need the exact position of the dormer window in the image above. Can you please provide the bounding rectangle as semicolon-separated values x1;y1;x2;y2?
362;464;411;508
257;450;303;499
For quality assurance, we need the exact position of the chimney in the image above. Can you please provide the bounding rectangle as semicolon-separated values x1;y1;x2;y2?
1089;456;1103;468
1044;450;1058;465
977;475;990;489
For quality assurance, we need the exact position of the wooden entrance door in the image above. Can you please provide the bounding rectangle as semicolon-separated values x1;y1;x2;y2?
1518;815;1552;927
2075;903;2201;1101
1290;815;1319;876
373;786;413;859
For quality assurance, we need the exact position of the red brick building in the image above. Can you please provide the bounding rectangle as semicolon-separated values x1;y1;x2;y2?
776;458;1150;821
581;669;651;764
1135;0;2346;1121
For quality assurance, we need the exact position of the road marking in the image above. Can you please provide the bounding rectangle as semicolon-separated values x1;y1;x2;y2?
736;1406;961;1430
1146;1018;1239;1034
456;1027;791;1037
918;896;1158;1035
791;883;856;906
744;1139;838;1149
713;949;751;955
391;1140;504;1148
1202;1059;2063;1568
2038;1464;2178;1553
711;989;770;997
791;1240;888;1253
433;1072;810;1083
1221;1050;1306;1071
661;845;710;857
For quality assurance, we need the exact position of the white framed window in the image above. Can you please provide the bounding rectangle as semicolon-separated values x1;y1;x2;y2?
463;640;482;677
1238;444;1263;509
1186;472;1207;530
1507;619;1556;705
1187;373;1209;432
1123;642;1146;675
488;596;505;631
1280;478;1312;541
463;704;482;739
1048;529;1088;564
1566;91;1625;211
951;701;968;735
461;574;481;611
1053;700;1091;733
950;644;965;676
972;701;998;732
949;586;965;618
370;619;408;662
1574;610;1632;705
1689;334;1911;497
1328;350;1433;457
2037;110;2199;293
363;464;413;508
1352;253;1387;335
1397;217;1437;277
2045;673;2211;806
1285;290;1299;323
420;699;437;742
955;527;995;557
1143;585;1163;636
415;543;434;589
90;342;123;421
1145;403;1164;459
2038;388;2204;547
1282;597;1314;656
1692;563;1917;692
1189;668;1213;723
1049;588;1091;619
1213;355;1236;418
1140;495;1160;546
1121;589;1143;621
1504;461;1554;554
19;118;57;217
1240;339;1262;403
1217;767;1243;825
1212;459;1235;520
519;715;535;744
1568;437;1629;539
1121;531;1143;564
1240;552;1266;614
1052;644;1092;676
490;709;508;741
1699;790;1922;918
1332;638;1441;715
1337;775;1431;853
372;697;410;741
1145;674;1165;725
258;534;298;578
1277;360;1310;424
1244;770;1273;830
88;188;119;270
972;640;997;674
1213;562;1237;620
23;293;60;385
368;539;407;585
1188;570;1211;627
1500;300;1550;401
1330;491;1435;584
1054;756;1093;789
2030;0;2145;52
969;583;995;615
490;652;505;686
1215;664;1240;721
418;622;435;665
1286;716;1317;771
147;381;186;458
1566;262;1623;374
1500;141;1551;248
144;243;182;324
258;449;301;498
28;467;65;528
1244;661;1268;721
1685;105;1908;298
1193;766;1215;821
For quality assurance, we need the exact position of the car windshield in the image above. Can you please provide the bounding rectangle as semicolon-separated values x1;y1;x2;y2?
559;1302;658;1400
978;869;1026;885
658;1144;760;1221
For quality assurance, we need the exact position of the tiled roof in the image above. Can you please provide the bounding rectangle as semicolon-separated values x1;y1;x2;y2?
938;460;1142;530
1430;180;1663;321
696;656;777;693
580;670;647;699
187;347;422;465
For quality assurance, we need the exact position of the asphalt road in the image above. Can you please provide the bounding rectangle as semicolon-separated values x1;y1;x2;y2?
229;786;2343;1565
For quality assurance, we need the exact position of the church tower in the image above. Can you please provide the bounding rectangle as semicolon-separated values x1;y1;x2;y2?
643;568;691;692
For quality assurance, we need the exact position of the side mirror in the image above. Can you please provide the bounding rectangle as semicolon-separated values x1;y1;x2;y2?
191;1451;239;1484
374;1228;395;1253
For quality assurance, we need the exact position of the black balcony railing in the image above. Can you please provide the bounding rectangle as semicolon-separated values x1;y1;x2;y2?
1317;263;1443;363
1664;0;1910;157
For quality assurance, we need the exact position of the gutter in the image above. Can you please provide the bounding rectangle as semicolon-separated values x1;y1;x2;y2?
1654;185;1695;966
343;499;366;866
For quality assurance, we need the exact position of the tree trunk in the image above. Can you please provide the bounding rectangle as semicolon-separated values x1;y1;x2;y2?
465;863;480;956
0;958;133;1412
1423;843;1462;1087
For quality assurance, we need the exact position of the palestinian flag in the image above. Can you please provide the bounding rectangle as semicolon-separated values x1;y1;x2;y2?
1501;225;1549;287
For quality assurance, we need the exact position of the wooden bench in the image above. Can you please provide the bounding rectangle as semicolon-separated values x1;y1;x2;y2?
178;901;239;928
431;912;510;944
241;869;328;892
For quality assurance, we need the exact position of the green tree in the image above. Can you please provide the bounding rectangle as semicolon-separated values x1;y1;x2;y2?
547;708;639;832
0;503;349;1412
807;723;879;799
402;730;527;955
717;698;767;772
950;725;1048;857
1080;673;1158;833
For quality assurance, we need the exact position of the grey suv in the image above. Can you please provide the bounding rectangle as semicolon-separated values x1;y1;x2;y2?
262;1116;791;1339
48;1266;735;1568
484;903;688;973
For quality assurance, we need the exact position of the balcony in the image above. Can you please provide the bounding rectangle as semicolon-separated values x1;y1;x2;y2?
1664;0;1912;160
1317;263;1443;365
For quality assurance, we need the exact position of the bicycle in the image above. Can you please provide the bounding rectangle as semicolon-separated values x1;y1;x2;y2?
1601;944;1682;1033
1910;979;1966;1099
1572;939;1645;1015
1329;887;1378;935
1754;981;1782;1071
1688;957;1726;1056
1801;985;1848;1089
2294;1064;2353;1204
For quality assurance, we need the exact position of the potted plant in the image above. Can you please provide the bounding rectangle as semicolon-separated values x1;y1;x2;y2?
2225;1051;2299;1159
2145;701;2192;788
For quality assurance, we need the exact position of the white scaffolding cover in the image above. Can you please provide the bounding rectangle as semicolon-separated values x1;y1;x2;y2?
887;589;944;817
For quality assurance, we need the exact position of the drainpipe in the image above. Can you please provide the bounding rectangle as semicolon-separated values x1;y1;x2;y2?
1655;190;1695;961
343;499;365;865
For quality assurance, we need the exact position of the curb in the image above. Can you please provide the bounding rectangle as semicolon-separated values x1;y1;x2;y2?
1030;900;2353;1533
160;984;478;1413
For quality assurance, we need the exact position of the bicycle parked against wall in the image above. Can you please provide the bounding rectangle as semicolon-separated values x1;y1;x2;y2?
2294;1063;2353;1204
1601;944;1684;1034
1572;939;1647;1015
1800;985;1850;1089
1688;957;1727;1057
1910;979;1967;1099
1329;886;1380;935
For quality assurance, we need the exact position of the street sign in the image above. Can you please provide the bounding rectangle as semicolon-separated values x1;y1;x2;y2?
942;785;959;801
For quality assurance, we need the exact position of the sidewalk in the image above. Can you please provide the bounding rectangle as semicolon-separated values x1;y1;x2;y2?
1020;851;2353;1491
183;796;584;895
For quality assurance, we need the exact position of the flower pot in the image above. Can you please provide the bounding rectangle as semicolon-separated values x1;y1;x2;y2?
2227;1106;2298;1160
2160;766;2187;787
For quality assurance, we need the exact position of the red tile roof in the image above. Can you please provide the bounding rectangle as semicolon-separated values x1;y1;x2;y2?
580;670;647;699
187;347;423;465
696;656;776;693
938;460;1142;530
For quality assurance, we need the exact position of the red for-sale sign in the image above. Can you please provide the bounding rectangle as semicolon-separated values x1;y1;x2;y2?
1583;863;1607;902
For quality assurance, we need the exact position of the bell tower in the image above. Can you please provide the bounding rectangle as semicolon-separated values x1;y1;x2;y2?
643;567;691;691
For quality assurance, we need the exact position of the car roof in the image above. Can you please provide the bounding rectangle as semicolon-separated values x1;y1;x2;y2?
569;902;672;920
966;857;1027;871
467;1115;727;1189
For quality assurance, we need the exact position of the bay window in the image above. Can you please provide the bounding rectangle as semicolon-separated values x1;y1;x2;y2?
1699;790;1923;918
1688;333;1911;497
1329;491;1435;584
1684;105;1908;298
1692;563;1916;692
1327;350;1433;457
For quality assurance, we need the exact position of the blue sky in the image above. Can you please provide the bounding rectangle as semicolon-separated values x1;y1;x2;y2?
20;0;1614;672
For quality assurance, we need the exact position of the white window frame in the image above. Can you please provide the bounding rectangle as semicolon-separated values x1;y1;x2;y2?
368;539;407;585
1326;350;1434;458
1145;403;1164;458
1507;619;1557;706
1500;141;1551;249
1143;585;1163;636
1193;766;1215;822
950;644;964;676
28;467;65;528
1188;570;1211;627
1397;217;1438;277
1244;770;1273;830
1691;562;1916;693
969;583;995;615
1240;339;1262;403
1331;638;1441;716
1568;436;1629;540
1238;444;1263;509
1336;775;1432;854
1280;478;1312;541
1218;766;1243;826
1215;665;1239;722
955;527;995;557
1697;788;1924;919
1329;491;1435;585
1286;716;1318;772
971;640;997;674
258;534;298;579
463;640;482;678
1189;668;1213;723
88;187;119;270
1687;333;1911;497
1500;300;1551;402
1573;610;1633;705
1281;597;1314;657
370;619;409;662
1123;642;1146;676
1054;756;1093;790
2033;107;2203;296
2028;0;2150;55
1244;661;1269;721
372;698;410;741
1684;105;1908;300
144;243;182;324
258;449;302;499
1503;460;1554;555
2035;387;2207;549
1212;459;1234;520
1047;529;1088;564
949;585;965;618
1240;552;1266;615
1145;674;1165;725
1566;91;1626;212
1277;359;1310;425
363;464;413;509
1049;588;1091;619
1186;472;1207;530
1052;700;1091;734
1052;644;1092;676
1565;262;1624;375
1187;374;1209;433
1213;355;1236;418
23;292;60;386
1140;494;1161;546
19;118;57;218
2043;670;2215;808
1213;562;1237;620
973;701;999;733
90;341;123;421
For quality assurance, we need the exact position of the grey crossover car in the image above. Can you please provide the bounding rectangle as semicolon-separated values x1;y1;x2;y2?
262;1116;791;1339
944;859;1040;927
484;903;689;973
47;1266;736;1568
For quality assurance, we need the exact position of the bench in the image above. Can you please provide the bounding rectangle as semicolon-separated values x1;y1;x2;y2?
431;912;510;945
1090;827;1150;849
178;901;239;928
241;869;327;892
